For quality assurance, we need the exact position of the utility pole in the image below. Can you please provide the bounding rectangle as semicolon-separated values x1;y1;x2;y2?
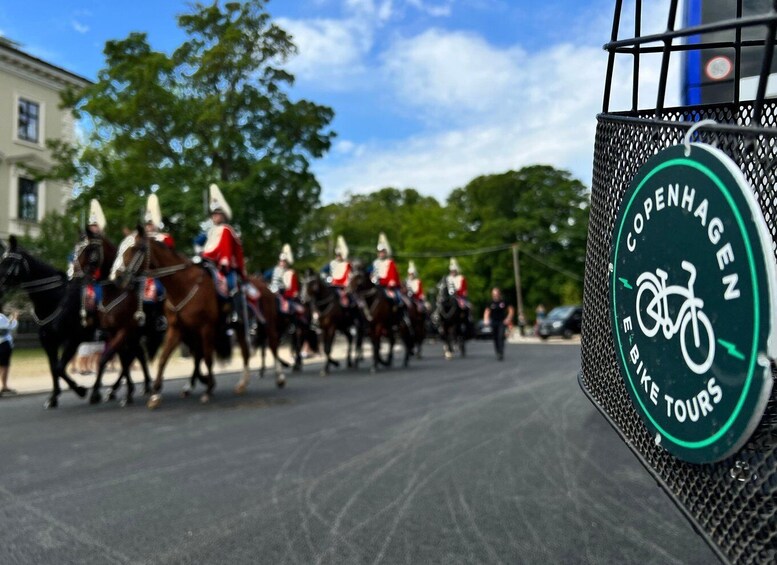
512;244;524;321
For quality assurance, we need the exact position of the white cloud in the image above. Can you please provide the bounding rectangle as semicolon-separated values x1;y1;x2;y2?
407;0;453;17
279;17;371;86
71;20;89;34
315;1;682;203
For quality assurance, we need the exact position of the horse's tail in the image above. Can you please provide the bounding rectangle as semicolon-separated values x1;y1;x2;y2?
214;322;233;361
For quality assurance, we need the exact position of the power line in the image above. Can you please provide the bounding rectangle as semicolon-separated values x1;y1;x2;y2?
347;242;583;281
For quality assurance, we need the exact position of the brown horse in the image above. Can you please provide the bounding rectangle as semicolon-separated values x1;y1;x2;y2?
404;290;428;360
74;233;164;406
116;228;274;408
434;277;468;359
348;263;413;372
300;270;363;375
233;274;290;393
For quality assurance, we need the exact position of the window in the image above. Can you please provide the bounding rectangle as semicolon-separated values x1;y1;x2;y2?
18;178;38;222
18;98;39;143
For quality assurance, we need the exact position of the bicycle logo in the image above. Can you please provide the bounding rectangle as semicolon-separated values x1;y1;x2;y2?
636;261;716;374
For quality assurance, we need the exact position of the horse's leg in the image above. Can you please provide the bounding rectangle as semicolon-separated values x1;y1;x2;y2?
91;330;124;404
370;327;381;373
117;348;135;407
135;344;153;396
57;338;89;398
234;325;252;395
386;327;395;367
43;340;63;409
200;332;215;404
147;326;181;409
269;321;286;388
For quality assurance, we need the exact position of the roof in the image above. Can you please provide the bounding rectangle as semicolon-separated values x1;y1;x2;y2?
0;38;92;89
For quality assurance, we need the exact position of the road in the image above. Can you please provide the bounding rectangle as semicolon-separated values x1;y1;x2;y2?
0;340;716;564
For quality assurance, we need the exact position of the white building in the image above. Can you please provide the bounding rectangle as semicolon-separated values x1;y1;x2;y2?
0;38;90;239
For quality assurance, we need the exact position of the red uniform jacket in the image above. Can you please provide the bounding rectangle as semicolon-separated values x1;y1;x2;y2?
202;224;246;277
407;278;424;300
373;258;400;288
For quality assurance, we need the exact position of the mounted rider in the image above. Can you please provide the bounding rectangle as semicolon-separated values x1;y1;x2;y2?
142;193;173;305
78;199;107;312
324;235;352;308
199;184;247;321
446;257;474;334
270;244;301;315
405;260;426;311
371;233;401;302
445;257;469;308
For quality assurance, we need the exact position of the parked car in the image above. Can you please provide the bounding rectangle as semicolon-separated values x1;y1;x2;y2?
475;320;493;340
537;305;583;340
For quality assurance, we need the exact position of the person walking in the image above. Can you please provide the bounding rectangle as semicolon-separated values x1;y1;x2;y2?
484;288;514;361
0;311;19;396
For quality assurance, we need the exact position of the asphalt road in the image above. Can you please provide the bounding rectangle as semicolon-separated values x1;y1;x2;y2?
0;340;717;564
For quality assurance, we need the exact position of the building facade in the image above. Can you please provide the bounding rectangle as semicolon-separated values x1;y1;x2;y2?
0;39;90;240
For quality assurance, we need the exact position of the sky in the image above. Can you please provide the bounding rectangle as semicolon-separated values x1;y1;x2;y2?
0;0;682;203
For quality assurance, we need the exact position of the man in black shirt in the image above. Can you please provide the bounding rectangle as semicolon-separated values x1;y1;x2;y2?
484;287;514;361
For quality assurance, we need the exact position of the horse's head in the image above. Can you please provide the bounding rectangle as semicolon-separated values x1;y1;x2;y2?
347;263;371;294
0;237;29;298
299;268;320;304
436;277;454;305
73;232;115;282
111;227;149;289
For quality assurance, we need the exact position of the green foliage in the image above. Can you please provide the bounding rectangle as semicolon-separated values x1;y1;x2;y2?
48;0;334;271
16;211;81;271
447;166;589;313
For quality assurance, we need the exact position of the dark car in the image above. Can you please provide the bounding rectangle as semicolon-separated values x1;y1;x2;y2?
475;320;493;340
537;305;583;340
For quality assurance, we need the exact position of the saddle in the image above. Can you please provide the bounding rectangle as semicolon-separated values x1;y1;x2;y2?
277;295;306;319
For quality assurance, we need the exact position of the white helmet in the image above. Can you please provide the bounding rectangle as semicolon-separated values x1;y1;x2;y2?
376;232;392;256
408;261;417;276
449;257;460;272
88;199;106;231
208;183;232;221
279;243;294;265
335;235;349;260
145;193;163;230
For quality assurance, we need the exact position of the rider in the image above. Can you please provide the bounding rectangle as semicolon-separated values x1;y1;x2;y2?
200;183;247;298
325;235;352;308
405;261;425;301
371;232;401;301
142;194;172;318
79;199;106;311
270;244;300;314
446;257;473;333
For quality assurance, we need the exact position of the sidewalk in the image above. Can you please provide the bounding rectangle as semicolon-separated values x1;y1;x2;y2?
3;333;579;396
4;343;345;396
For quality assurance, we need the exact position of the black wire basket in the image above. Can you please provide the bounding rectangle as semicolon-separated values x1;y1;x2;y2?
580;1;777;563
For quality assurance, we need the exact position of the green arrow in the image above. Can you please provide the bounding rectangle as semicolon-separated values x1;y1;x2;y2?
717;339;745;361
618;277;633;290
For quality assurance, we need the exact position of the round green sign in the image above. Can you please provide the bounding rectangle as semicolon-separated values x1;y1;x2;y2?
610;143;776;464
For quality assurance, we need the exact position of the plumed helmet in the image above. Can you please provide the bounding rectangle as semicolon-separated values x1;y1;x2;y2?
208;183;232;221
88;199;106;231
279;243;294;265
408;261;417;276
449;257;460;272
335;235;349;260
376;232;392;256
145;193;163;229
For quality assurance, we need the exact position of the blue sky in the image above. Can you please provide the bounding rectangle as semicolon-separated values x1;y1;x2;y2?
0;0;681;203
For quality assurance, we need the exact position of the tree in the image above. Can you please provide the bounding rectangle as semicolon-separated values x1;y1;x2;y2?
49;0;334;270
447;166;589;315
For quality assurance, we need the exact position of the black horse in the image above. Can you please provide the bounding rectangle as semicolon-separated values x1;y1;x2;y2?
300;270;363;375
434;277;469;359
0;237;89;408
349;262;413;372
75;233;165;405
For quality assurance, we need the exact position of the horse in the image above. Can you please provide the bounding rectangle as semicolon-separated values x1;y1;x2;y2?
0;237;89;408
300;270;363;375
348;263;413;372
233;274;291;393
404;288;428;360
434;278;468;359
116;227;278;408
74;233;164;406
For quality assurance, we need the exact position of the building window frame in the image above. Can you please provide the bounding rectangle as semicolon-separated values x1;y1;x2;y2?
17;177;39;223
13;94;45;148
